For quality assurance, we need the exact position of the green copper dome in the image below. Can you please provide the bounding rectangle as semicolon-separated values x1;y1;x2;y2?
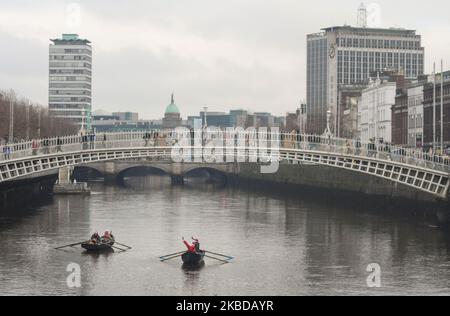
165;93;180;114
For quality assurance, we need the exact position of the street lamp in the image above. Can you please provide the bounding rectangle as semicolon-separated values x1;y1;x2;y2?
80;108;86;135
203;106;208;128
324;110;333;138
374;73;380;145
26;100;30;140
433;62;436;153
8;90;15;144
37;107;41;139
440;59;444;155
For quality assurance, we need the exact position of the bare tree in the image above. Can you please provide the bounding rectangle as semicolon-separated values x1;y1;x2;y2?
0;89;78;144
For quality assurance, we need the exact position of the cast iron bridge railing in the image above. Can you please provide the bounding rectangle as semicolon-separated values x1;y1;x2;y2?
0;131;449;199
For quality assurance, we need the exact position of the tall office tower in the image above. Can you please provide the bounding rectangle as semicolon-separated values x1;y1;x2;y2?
306;26;424;134
49;34;92;131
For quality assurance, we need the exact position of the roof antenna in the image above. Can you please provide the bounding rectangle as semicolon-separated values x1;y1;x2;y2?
357;3;367;28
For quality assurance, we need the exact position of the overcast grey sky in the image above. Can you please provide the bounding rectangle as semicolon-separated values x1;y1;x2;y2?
0;0;449;119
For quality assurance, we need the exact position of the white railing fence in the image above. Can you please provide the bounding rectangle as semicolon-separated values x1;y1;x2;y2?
0;130;449;173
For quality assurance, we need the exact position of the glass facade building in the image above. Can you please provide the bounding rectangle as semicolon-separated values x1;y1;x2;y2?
307;34;328;134
307;26;424;134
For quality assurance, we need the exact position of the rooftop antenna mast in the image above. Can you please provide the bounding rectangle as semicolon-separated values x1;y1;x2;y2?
357;3;368;28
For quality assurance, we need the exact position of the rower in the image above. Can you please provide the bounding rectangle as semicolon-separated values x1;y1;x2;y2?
102;231;112;241
182;237;196;253
91;232;100;243
192;237;201;252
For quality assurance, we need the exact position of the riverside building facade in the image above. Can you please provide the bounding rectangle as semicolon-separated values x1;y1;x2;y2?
307;26;424;134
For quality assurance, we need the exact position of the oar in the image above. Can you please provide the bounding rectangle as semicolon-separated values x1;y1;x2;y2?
160;254;183;262
205;250;234;260
159;251;185;259
111;245;127;252
114;242;132;249
54;241;85;250
205;255;231;264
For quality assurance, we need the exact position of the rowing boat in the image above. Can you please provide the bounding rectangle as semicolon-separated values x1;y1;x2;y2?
81;237;115;252
181;251;205;265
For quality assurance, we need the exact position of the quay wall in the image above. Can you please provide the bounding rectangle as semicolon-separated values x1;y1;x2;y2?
235;163;449;212
0;174;57;211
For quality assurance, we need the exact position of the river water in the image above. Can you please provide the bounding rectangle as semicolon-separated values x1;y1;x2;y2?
0;175;449;296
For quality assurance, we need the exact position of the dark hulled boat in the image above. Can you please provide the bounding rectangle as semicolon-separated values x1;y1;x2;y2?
181;251;205;265
81;238;115;252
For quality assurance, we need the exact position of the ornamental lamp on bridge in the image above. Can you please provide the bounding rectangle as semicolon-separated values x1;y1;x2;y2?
203;106;208;128
79;108;86;135
8;90;16;144
323;109;333;138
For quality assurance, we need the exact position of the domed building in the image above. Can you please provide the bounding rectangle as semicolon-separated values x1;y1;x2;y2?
162;93;182;129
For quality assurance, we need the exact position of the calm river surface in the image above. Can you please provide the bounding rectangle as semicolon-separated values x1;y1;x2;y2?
0;176;449;296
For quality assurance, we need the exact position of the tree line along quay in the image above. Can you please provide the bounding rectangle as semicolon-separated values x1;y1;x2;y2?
0;90;78;145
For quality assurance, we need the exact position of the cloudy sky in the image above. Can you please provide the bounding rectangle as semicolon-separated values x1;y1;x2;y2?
0;0;449;119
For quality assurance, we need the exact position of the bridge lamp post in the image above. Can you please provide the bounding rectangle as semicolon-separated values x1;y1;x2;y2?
37;107;41;139
8;90;15;144
433;62;436;153
324;110;333;138
440;59;444;155
80;108;86;135
26;100;30;140
375;74;380;149
203;106;208;128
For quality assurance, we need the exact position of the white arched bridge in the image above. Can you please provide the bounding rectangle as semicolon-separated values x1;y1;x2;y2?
1;130;449;199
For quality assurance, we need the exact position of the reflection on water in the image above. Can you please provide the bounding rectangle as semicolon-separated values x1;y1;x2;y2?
182;261;206;289
182;261;206;272
81;248;115;258
0;175;449;296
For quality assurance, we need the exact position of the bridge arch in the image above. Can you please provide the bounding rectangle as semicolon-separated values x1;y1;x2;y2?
116;165;171;181
0;145;448;199
183;166;230;184
73;165;105;180
183;165;229;175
